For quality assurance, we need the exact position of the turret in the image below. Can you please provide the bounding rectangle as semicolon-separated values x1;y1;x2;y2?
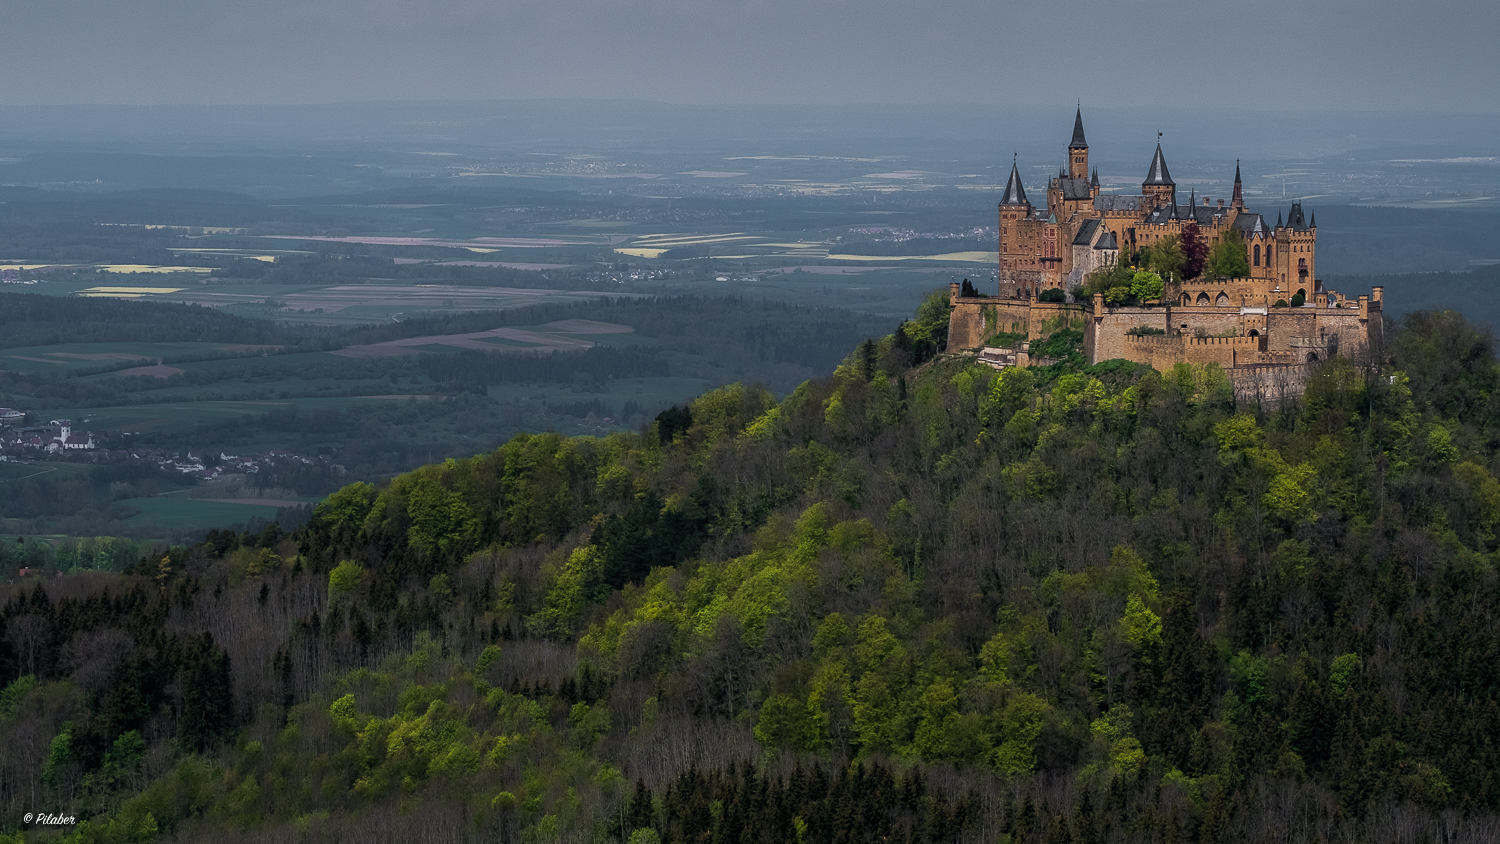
1231;160;1244;209
1142;138;1176;210
1000;156;1031;210
1068;106;1089;180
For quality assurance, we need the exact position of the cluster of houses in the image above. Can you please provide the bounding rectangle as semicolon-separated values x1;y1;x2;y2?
0;414;99;454
0;409;326;479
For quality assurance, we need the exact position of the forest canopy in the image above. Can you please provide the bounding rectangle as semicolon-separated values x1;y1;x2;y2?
3;305;1500;843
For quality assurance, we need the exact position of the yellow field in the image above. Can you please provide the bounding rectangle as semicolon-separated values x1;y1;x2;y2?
99;265;214;274
614;248;670;259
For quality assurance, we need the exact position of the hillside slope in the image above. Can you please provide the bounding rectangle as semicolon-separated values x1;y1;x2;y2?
3;303;1500;843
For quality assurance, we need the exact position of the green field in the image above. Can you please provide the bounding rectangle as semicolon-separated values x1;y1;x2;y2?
34;395;440;435
116;496;309;531
0;462;94;482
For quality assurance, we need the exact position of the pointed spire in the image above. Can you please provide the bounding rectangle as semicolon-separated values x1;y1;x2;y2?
1234;159;1242;185
1232;159;1244;207
1090;167;1099;188
1276;210;1283;228
1144;139;1174;186
1310;210;1316;228
1000;156;1030;207
1069;106;1088;150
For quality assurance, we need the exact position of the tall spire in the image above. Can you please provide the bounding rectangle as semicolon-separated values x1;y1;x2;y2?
1144;139;1174;186
1069;106;1088;150
1232;159;1244;208
1310;210;1316;228
1091;166;1099;188
1000;155;1030;207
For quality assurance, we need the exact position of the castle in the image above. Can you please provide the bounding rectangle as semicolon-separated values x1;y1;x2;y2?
949;109;1383;398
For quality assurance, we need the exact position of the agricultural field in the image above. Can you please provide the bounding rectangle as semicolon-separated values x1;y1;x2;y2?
114;495;308;532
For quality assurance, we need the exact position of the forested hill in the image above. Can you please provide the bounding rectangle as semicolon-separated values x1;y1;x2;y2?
4;300;1500;843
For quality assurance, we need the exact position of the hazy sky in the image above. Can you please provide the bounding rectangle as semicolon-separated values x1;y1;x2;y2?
4;0;1496;110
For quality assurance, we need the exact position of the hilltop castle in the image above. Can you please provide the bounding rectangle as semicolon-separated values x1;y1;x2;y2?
949;109;1383;398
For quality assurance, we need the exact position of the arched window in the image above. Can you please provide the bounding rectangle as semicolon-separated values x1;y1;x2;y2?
1196;292;1211;306
1253;245;1260;266
1216;292;1230;306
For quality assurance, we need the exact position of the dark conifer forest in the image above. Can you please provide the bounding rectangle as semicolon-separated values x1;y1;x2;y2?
4;299;1500;842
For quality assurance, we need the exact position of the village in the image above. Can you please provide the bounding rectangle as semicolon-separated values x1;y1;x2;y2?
0;407;328;479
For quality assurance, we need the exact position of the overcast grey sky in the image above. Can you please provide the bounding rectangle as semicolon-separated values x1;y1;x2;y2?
3;0;1496;109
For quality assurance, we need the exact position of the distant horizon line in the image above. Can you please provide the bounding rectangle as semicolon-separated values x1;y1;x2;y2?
0;99;1495;117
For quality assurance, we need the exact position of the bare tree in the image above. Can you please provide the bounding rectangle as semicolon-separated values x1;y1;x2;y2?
5;614;49;677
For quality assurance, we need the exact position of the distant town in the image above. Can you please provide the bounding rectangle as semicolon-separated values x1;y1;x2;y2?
0;409;334;479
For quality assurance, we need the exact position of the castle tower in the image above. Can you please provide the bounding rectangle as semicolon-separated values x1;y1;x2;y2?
998;156;1032;290
1231;160;1244;210
1142;140;1176;211
1068;107;1089;181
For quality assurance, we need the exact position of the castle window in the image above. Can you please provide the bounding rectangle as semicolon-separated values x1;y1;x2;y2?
1253;245;1260;266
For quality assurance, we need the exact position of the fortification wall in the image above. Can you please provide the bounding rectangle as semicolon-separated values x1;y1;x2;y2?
947;286;1085;351
1027;301;1084;340
1086;302;1169;364
947;286;1035;351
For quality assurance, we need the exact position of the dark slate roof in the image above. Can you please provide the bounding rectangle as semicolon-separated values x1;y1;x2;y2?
1060;178;1092;201
1143;144;1174;186
1095;230;1118;250
1233;213;1269;236
1072;218;1101;246
1287;202;1309;231
1095;194;1145;212
1000;161;1030;207
1069;108;1088;149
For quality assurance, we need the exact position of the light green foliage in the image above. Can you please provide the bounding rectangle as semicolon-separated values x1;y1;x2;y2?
1129;271;1165;302
329;559;363;596
475;644;502;674
1454;462;1500;540
1144;235;1186;281
991;693;1047;774
1206;230;1250;279
628;830;663;844
805;660;854;750
0;675;37;721
531;545;608;637
1330;653;1361;698
1122;595;1162;651
314;481;377;531
812;613;851;656
906;288;952;346
1264;462;1318;520
912;682;965;761
1109;738;1146;776
1426;425;1459;463
41;722;73;796
330;693;357;723
979;631;1012;684
1090;705;1134;743
400;468;477;552
1104;286;1130;306
754;693;814;749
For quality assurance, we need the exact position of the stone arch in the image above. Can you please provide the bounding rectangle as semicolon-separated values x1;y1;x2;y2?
1306;351;1319;362
1182;292;1192;307
1215;292;1230;306
1248;329;1260;337
1196;292;1211;306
